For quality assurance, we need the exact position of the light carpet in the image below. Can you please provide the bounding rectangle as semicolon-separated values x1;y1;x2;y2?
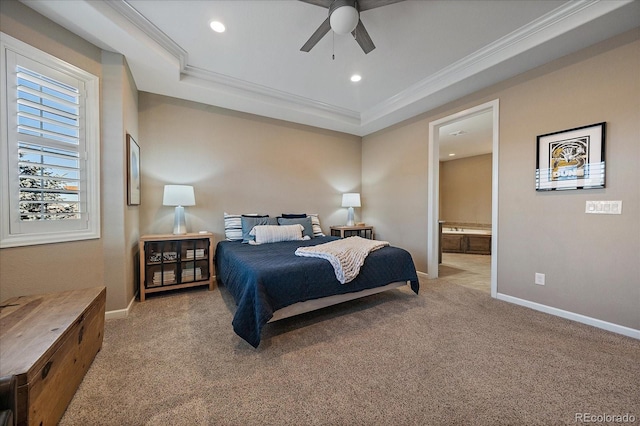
60;276;639;425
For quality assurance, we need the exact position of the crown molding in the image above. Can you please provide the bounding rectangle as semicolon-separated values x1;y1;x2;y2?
99;0;633;135
181;64;360;121
361;0;632;127
104;0;188;69
104;0;360;123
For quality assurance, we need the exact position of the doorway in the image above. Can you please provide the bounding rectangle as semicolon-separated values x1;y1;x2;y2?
427;100;499;298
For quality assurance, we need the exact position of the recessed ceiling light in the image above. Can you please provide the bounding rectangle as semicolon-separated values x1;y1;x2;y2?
209;21;225;33
449;153;456;157
449;130;466;136
350;74;362;82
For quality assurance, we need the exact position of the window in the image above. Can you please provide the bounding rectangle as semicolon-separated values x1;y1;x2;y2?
1;33;100;247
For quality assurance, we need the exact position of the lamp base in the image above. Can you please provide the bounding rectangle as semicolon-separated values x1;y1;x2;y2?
346;206;355;226
173;205;187;234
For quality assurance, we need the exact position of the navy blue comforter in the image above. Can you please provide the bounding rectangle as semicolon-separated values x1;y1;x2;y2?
215;236;419;347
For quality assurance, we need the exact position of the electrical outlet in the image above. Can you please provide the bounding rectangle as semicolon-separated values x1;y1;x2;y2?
535;273;545;286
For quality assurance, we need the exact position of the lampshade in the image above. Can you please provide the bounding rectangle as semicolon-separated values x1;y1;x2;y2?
330;5;359;35
342;193;361;208
163;185;195;207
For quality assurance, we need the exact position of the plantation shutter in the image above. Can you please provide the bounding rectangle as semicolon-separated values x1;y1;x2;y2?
1;33;99;247
5;49;89;235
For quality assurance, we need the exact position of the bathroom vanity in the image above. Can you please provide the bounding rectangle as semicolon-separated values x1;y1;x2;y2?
440;224;492;255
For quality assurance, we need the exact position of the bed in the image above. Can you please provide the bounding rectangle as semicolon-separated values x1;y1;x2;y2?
215;236;419;347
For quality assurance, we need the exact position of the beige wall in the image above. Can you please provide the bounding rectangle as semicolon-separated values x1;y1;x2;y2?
362;117;429;270
496;30;639;329
363;29;640;329
138;93;362;247
123;61;140;307
0;0;105;302
440;154;492;225
101;51;139;310
0;1;138;312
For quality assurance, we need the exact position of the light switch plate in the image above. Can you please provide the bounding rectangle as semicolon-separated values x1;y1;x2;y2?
585;200;622;214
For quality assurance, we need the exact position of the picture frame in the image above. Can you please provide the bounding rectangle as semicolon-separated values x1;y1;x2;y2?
127;134;141;205
535;122;606;191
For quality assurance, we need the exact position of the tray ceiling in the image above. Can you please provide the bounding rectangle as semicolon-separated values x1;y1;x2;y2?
21;0;640;136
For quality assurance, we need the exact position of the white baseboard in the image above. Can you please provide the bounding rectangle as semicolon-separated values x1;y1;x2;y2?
104;276;218;320
496;293;640;340
105;294;136;320
417;271;429;280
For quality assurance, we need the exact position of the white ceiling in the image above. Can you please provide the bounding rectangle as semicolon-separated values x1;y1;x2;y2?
21;0;640;142
438;110;493;161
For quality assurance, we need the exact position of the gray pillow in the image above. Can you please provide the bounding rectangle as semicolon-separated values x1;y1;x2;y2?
278;217;314;238
241;216;277;243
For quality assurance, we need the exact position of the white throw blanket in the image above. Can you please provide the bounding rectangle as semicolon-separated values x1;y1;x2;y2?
295;236;389;284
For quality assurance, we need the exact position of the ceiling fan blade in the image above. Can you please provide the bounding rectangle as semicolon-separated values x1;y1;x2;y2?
300;18;331;52
358;0;405;12
298;0;332;8
352;20;375;54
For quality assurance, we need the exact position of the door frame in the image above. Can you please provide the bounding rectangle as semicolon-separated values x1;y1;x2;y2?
427;99;499;297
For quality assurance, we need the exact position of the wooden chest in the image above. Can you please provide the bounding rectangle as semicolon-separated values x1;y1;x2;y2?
0;287;106;426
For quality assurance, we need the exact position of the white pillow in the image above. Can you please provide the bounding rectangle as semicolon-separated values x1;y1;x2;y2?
249;224;310;245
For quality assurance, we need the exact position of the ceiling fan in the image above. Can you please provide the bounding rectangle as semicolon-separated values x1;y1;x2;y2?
300;0;405;54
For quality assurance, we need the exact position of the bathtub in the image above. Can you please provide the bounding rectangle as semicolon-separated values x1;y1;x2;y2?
443;228;491;235
440;226;492;255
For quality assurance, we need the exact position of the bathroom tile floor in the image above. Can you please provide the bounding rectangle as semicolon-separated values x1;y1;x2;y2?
439;253;491;293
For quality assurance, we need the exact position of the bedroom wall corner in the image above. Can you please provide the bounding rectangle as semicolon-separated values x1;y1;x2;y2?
0;0;106;302
101;51;140;312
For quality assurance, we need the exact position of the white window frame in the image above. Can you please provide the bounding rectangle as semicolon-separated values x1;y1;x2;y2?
1;33;100;248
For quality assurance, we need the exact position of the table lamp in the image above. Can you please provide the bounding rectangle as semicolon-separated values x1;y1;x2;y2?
342;193;361;226
163;185;195;234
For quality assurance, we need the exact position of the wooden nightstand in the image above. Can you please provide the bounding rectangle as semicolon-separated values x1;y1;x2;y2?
330;225;374;239
139;233;214;301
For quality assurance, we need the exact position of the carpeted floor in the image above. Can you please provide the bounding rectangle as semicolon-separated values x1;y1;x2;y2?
60;273;639;425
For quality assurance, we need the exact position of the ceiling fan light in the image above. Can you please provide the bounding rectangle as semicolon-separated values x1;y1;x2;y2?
330;6;359;35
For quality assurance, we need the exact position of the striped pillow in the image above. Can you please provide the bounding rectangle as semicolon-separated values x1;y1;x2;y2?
307;214;325;237
223;212;243;241
249;224;308;245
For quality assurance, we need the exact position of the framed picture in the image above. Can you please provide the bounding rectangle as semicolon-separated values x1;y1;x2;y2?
536;122;606;191
127;134;141;205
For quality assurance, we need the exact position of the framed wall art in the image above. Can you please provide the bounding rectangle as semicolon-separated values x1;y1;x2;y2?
127;134;141;205
535;122;606;191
